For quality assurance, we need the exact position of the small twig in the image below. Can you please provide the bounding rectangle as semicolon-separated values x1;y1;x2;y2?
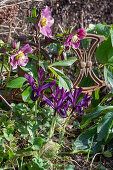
0;94;12;110
0;94;13;119
0;0;43;9
0;31;15;35
1;20;12;74
70;158;82;168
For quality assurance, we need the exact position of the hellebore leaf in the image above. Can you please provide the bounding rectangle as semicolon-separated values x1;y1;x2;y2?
7;77;26;88
49;57;76;67
97;111;113;141
48;66;72;91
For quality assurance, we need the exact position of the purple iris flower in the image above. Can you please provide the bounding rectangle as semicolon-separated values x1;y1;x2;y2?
11;44;33;69
69;87;91;115
69;87;82;110
24;69;56;101
23;73;36;89
41;86;70;118
76;93;91;115
38;6;54;37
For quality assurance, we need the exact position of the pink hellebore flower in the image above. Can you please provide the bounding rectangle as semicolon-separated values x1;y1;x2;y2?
38;6;54;37
64;28;86;50
11;44;33;69
76;28;86;40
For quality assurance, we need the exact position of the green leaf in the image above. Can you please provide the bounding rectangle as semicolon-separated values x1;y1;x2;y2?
64;165;75;170
55;34;64;37
104;66;109;85
22;86;32;102
108;48;113;63
26;17;36;23
49;57;76;67
94;24;109;38
27;54;38;60
99;93;113;105
58;24;65;33
103;151;112;158
72;126;96;151
97;111;113;141
0;156;3;163
104;66;113;90
110;29;113;47
81;106;113;129
48;66;72;91
95;37;112;64
0;62;7;72
16;41;20;50
3;128;13;141
39;60;49;70
7;77;26;88
49;43;60;55
81;39;90;49
32;6;36;18
100;165;106;170
29;137;45;150
20;61;38;81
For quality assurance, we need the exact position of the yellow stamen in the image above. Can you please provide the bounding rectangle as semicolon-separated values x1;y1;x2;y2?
40;18;47;27
16;53;24;60
71;34;78;43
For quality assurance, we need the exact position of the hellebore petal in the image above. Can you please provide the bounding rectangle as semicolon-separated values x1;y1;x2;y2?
41;6;51;18
76;28;86;40
38;6;54;37
18;55;28;67
13;42;17;49
11;44;32;69
21;44;33;55
64;33;80;50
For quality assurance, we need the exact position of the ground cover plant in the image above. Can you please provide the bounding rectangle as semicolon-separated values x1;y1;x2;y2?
0;5;113;170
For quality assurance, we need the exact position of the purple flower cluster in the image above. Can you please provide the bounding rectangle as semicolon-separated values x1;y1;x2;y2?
23;70;91;118
41;86;70;118
23;69;56;101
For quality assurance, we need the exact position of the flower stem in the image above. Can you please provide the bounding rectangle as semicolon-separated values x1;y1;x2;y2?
60;110;73;140
48;112;58;140
4;63;11;97
35;100;38;124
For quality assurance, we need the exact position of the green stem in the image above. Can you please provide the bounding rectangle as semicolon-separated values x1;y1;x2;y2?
63;113;72;129
90;153;101;170
59;110;73;140
48;112;58;140
35;100;38;124
4;63;11;97
87;136;94;161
